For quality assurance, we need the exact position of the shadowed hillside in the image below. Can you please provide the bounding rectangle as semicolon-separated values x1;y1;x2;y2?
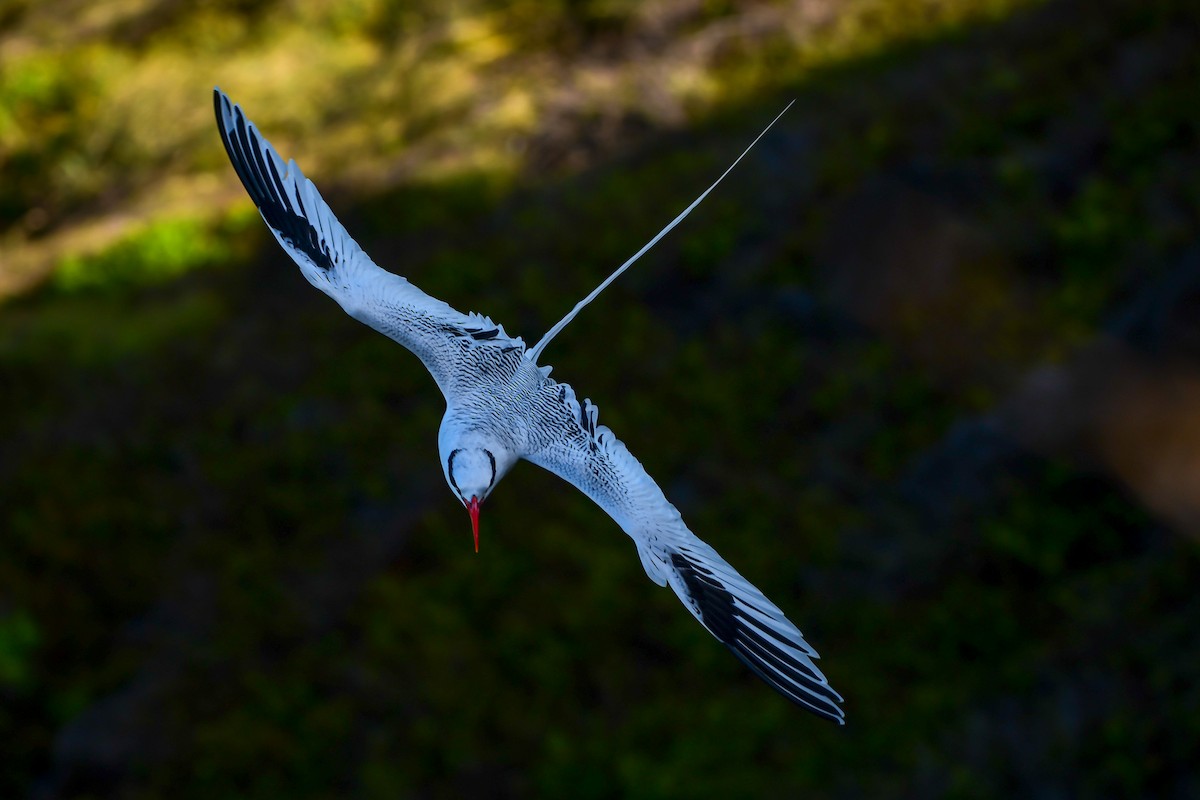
2;0;1199;797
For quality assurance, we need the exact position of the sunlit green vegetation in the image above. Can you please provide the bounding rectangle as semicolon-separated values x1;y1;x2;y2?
52;210;257;293
2;0;1199;797
1;0;1047;296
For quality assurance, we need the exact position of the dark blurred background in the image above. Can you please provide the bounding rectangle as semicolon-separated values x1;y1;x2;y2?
2;0;1199;797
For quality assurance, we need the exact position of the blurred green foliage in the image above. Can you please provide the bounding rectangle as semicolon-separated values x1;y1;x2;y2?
53;211;256;293
2;0;1199;798
0;611;40;689
0;0;1042;269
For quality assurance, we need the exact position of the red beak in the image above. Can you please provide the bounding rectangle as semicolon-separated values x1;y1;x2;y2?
467;496;481;553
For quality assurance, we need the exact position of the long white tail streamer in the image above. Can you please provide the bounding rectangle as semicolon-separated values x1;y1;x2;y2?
527;100;796;363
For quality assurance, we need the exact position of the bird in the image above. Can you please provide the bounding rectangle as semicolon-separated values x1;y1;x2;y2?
213;87;844;724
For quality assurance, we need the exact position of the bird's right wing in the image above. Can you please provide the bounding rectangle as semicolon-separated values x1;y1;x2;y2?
214;88;525;398
523;380;844;723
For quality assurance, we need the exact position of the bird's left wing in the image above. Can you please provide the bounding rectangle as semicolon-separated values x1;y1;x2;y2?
213;88;524;398
523;381;844;723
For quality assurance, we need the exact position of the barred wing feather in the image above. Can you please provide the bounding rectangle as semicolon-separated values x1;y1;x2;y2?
524;383;845;723
213;88;525;398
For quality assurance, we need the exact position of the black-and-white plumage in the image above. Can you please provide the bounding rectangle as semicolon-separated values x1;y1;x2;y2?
214;88;844;723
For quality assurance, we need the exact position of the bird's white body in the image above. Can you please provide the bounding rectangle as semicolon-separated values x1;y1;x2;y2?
214;89;844;723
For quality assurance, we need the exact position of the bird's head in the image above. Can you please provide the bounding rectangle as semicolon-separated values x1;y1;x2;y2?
443;447;499;552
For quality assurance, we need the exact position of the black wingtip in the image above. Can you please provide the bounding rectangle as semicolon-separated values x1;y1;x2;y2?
211;90;339;274
670;551;845;723
213;86;228;120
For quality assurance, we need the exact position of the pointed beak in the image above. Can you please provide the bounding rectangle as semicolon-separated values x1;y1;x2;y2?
467;496;481;553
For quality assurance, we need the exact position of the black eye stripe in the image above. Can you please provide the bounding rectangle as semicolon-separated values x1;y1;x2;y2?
485;450;497;490
447;448;464;495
